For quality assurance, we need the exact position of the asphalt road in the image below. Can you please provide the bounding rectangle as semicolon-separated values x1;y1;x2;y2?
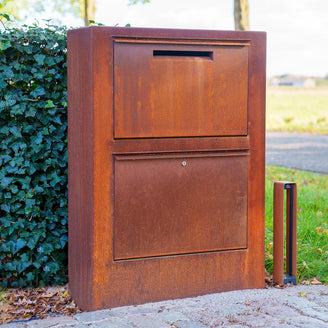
266;131;328;174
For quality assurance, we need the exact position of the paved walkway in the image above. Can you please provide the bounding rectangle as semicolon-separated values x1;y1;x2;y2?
3;285;328;327
266;131;328;174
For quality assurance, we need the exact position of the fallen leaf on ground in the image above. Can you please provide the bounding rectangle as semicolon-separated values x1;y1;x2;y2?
311;277;322;285
0;284;80;325
301;280;311;285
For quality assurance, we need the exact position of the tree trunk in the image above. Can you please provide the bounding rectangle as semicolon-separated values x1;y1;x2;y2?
234;0;249;31
84;0;96;26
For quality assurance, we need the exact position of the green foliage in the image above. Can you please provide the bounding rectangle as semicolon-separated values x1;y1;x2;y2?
0;22;68;287
265;166;328;283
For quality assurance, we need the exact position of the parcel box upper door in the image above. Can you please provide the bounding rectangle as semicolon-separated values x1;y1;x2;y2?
114;40;249;139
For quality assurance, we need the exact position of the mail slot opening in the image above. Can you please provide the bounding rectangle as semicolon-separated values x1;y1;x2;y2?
153;49;213;59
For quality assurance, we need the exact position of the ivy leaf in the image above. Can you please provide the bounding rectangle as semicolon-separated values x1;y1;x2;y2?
31;86;45;97
2;66;14;78
1;177;13;188
1;203;10;213
4;94;16;107
0;13;11;21
9;126;22;137
12;238;27;254
45;100;55;108
33;54;46;65
59;235;68;248
17;261;32;273
0;40;11;51
49;172;61;187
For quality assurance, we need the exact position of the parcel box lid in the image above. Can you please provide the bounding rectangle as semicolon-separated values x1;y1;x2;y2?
114;39;249;139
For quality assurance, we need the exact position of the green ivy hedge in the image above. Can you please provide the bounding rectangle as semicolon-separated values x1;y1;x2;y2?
0;22;68;287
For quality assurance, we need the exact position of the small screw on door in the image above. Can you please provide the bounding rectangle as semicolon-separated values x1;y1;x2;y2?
181;161;187;167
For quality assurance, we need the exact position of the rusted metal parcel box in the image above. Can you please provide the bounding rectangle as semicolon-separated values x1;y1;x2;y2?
68;27;266;311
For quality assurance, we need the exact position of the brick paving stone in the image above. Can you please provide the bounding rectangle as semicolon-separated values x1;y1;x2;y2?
182;308;228;327
74;309;116;324
1;322;28;328
156;310;189;324
125;313;169;328
25;316;77;328
109;304;160;317
281;295;328;322
173;321;208;328
84;317;131;328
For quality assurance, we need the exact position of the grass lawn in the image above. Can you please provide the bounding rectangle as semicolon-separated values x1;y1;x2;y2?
266;86;328;134
265;166;328;283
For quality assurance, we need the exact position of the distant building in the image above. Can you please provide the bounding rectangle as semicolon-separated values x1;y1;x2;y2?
268;75;316;88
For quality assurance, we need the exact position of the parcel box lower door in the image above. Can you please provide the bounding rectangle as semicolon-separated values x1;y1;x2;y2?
114;152;248;260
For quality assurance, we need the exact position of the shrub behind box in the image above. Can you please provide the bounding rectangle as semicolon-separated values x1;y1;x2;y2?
0;22;68;287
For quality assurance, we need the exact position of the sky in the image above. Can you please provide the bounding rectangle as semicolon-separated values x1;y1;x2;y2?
23;0;328;77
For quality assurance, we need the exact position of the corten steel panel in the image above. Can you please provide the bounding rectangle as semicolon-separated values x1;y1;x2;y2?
67;28;94;308
114;42;248;138
68;26;266;311
114;153;248;260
